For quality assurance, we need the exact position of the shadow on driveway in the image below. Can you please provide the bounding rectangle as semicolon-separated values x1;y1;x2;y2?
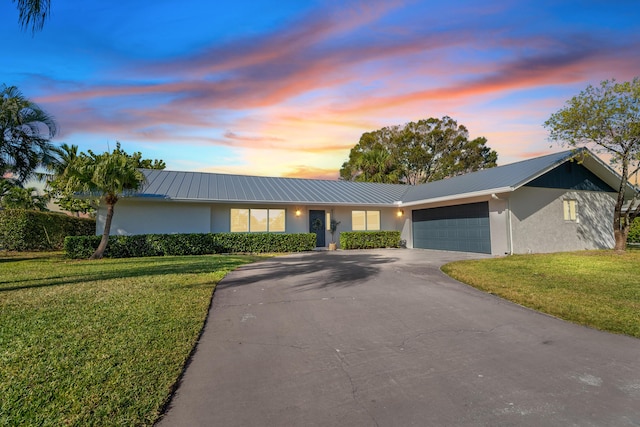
217;251;398;291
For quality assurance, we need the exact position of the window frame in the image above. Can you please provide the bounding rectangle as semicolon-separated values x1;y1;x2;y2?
351;210;381;231
563;199;577;221
230;208;286;232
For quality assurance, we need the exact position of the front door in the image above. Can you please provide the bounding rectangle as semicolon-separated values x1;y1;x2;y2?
309;210;325;247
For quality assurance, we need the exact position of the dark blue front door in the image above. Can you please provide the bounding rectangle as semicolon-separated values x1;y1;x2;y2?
309;210;325;247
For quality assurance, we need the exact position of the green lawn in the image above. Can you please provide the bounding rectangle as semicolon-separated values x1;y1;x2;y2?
0;252;264;426
442;250;640;338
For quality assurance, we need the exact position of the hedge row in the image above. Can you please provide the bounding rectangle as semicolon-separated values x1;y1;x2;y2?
340;231;401;249
629;217;640;244
0;209;96;251
64;232;317;259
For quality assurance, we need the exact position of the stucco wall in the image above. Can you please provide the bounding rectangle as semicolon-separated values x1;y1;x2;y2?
101;200;403;246
209;204;401;240
97;200;211;235
509;187;615;253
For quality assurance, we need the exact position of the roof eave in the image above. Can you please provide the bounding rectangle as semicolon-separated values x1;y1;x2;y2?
399;186;515;208
124;196;402;207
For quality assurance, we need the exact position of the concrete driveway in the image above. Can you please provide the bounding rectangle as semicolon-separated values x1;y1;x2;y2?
157;249;640;426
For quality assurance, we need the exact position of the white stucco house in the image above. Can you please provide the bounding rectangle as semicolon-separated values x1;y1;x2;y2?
97;149;635;255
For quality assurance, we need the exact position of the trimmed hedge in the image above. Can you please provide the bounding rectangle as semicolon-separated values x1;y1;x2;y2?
0;209;95;251
64;232;317;259
340;231;401;250
629;217;640;244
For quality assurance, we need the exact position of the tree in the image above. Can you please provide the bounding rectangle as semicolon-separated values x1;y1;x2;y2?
340;117;497;184
50;147;148;259
45;143;96;216
46;142;165;217
112;142;167;170
1;84;57;183
544;77;640;251
0;184;49;210
12;0;51;33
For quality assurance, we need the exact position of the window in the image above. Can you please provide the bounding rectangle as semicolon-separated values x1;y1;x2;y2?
352;210;380;231
563;200;577;221
269;209;286;232
231;208;286;232
326;212;331;231
250;209;268;232
230;209;249;232
352;210;366;230
367;210;380;230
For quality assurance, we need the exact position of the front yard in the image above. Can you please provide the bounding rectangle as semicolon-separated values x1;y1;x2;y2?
442;250;640;338
2;249;638;425
0;252;264;426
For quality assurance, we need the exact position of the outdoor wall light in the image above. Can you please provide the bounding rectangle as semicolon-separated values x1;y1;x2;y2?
295;209;302;217
397;209;404;217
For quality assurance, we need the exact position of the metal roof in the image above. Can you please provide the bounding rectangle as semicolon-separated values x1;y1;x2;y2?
133;149;630;206
137;169;410;205
400;149;579;204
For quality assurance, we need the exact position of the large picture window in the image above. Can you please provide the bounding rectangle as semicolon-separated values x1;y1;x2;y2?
352;210;380;231
231;208;286;232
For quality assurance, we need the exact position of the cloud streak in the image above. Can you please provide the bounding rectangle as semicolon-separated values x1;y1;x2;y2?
10;0;639;175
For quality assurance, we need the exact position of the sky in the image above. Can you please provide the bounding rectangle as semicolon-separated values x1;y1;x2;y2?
2;0;639;180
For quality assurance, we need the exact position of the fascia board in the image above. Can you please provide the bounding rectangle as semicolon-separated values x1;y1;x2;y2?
126;196;400;207
398;186;514;208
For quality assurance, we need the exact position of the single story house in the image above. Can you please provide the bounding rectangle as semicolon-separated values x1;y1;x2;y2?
98;149;636;255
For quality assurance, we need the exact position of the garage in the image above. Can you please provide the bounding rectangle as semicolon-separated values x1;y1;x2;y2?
412;202;491;254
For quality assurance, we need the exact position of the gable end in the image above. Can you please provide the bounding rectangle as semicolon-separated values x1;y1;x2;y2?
525;161;615;192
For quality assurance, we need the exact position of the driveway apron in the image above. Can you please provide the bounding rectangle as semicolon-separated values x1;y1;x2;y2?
157;249;640;426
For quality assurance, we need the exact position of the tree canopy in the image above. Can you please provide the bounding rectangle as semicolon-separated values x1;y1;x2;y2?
544;77;640;251
0;180;49;210
46;142;165;216
47;143;164;258
1;84;57;183
340;117;498;184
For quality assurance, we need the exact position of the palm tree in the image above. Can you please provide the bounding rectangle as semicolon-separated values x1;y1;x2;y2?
45;143;96;215
13;0;51;33
0;184;49;210
1;84;57;183
68;150;145;259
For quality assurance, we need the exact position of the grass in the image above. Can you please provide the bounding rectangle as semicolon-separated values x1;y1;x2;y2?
0;251;264;426
442;250;640;338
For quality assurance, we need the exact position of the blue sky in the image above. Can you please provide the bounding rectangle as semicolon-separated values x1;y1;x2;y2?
2;0;639;178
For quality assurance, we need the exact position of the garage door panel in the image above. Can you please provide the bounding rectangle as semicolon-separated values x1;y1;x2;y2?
412;202;491;254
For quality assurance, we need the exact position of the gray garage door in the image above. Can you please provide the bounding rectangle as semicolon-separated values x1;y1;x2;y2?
412;202;491;254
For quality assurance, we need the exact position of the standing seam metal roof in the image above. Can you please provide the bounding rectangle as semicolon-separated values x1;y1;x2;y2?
138;169;411;205
135;149;615;206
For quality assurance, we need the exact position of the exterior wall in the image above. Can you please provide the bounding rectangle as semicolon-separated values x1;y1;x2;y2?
101;200;403;247
210;203;402;245
402;195;509;255
209;203;308;234
326;206;404;247
509;187;615;253
488;197;509;255
97;200;211;235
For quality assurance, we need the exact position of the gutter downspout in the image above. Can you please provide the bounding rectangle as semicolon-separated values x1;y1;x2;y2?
507;197;514;255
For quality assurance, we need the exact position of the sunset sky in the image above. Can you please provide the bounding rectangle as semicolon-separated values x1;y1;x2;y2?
2;0;639;179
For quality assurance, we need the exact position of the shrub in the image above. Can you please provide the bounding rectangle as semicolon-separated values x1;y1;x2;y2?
628;217;640;244
340;231;401;250
64;232;317;259
0;209;95;251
